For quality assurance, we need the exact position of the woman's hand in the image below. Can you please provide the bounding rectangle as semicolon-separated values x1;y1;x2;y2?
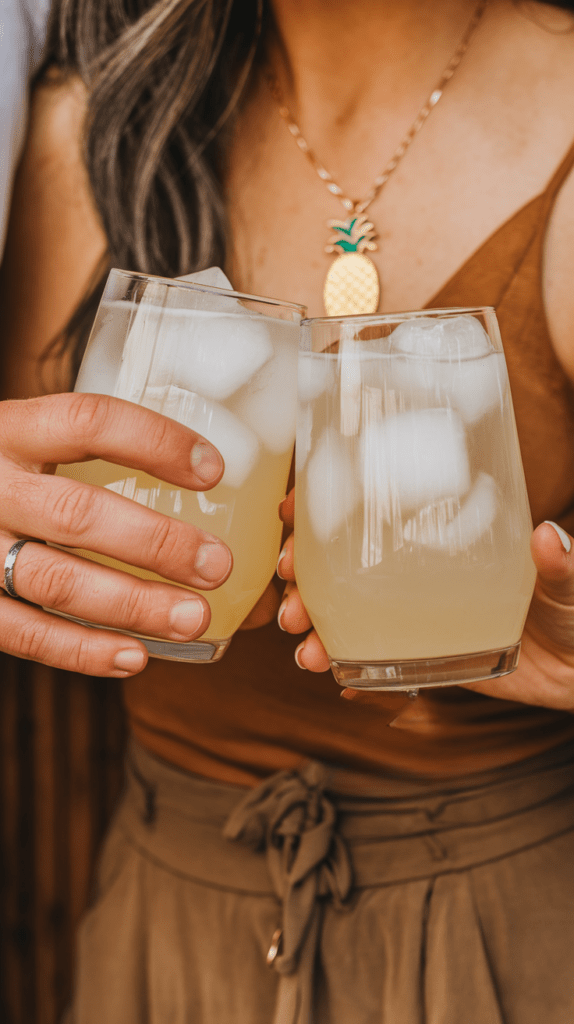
277;499;574;712
276;488;330;671
0;393;232;677
463;521;574;711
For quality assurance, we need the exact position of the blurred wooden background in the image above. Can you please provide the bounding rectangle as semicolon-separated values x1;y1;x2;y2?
0;655;126;1024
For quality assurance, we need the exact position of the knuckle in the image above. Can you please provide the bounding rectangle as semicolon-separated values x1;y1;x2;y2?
61;392;109;444
146;515;182;570
2;468;37;512
29;554;79;610
16;618;52;663
15;615;102;675
145;413;174;458
0;400;23;449
115;584;155;631
70;634;98;675
49;480;97;536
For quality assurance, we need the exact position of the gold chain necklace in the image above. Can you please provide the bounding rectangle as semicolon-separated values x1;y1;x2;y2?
267;0;487;316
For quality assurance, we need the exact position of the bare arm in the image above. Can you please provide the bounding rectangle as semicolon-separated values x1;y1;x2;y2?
0;74;107;399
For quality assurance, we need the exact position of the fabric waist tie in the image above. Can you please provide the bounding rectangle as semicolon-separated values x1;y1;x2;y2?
120;737;574;1024
223;762;353;1024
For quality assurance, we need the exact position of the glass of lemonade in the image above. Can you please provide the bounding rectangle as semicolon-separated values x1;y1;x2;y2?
294;307;537;691
55;269;305;662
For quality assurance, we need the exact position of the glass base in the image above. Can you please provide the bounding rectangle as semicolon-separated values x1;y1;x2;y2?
45;609;232;663
330;642;521;691
141;635;231;663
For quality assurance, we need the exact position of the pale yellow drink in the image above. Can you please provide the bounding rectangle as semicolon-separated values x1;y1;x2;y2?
52;269;303;662
57;446;291;641
294;313;537;687
296;485;535;662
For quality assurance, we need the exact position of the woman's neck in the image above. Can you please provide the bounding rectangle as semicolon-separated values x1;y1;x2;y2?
268;0;486;122
265;0;490;189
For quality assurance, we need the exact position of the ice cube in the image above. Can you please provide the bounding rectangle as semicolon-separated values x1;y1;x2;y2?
144;384;260;488
75;300;136;396
114;279;274;404
403;472;497;551
392;315;492;360
361;408;471;514
390;317;502;424
392;351;504;424
231;322;299;453
176;268;249;315
177;267;233;290
298;352;335;403
164;310;275;401
305;428;359;543
447;351;505;424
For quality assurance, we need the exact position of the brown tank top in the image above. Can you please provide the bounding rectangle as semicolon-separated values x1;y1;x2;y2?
123;141;574;785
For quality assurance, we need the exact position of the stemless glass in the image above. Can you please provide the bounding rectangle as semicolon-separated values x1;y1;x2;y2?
295;307;537;691
55;269;305;662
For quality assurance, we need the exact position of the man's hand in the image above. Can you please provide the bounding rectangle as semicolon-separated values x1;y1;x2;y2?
0;393;232;676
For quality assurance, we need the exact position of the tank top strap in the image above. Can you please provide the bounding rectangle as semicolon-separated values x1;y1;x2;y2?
540;136;574;209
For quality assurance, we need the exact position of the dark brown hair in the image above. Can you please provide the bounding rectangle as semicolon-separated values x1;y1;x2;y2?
42;0;266;384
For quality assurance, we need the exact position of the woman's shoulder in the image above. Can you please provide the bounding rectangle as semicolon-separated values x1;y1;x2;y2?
0;67;106;399
545;160;574;384
16;66;105;260
507;4;574;382
28;68;90;172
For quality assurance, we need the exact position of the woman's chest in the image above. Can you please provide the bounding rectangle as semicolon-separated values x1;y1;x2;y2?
223;82;574;328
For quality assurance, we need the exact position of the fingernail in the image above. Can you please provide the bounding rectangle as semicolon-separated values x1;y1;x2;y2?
169;598;205;636
277;598;288;631
294;642;307;670
543;521;572;553
113;648;146;673
195;542;232;582
191;442;224;484
276;548;287;579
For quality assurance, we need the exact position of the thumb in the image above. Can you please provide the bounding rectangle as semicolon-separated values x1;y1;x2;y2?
529;521;574;651
531;522;574;601
279;487;295;530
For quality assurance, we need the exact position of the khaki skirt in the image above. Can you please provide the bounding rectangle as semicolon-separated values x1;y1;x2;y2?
65;736;574;1024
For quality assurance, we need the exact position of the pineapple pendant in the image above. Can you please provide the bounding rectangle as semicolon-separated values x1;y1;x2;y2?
323;213;380;316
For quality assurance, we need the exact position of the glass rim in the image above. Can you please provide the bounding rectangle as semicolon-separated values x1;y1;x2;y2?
301;305;495;328
108;268;307;317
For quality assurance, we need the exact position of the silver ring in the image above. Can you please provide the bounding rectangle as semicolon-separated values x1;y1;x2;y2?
4;538;47;600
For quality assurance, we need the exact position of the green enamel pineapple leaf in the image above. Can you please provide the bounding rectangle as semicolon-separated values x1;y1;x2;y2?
333;239;362;252
325;214;378;255
332;217;357;237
